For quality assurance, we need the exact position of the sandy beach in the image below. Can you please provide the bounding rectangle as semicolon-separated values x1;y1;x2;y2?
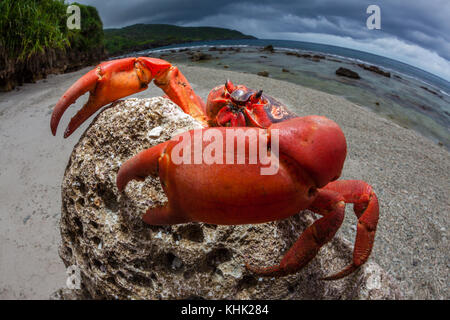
0;63;448;299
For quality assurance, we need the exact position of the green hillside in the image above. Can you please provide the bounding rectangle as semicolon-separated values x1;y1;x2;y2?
104;24;256;55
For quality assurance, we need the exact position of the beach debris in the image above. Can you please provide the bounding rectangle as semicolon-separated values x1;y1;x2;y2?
336;67;361;79
57;97;401;299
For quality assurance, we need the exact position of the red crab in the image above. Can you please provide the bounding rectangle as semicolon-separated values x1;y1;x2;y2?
51;57;379;280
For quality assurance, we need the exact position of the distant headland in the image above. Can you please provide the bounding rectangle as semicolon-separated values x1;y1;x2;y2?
104;23;257;56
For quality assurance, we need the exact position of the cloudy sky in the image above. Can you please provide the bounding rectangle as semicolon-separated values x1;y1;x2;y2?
77;0;450;81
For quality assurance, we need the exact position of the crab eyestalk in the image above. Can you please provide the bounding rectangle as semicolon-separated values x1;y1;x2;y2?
223;79;231;92
250;90;263;103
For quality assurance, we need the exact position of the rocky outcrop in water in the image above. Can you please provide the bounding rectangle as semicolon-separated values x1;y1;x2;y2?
262;45;274;53
336;67;361;79
357;64;391;78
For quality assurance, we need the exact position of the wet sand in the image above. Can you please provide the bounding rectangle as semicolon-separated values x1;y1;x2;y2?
0;64;448;299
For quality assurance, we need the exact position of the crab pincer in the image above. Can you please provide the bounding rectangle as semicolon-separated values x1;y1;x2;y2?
51;57;206;138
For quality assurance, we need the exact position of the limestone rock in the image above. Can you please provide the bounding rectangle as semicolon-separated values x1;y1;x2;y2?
58;97;402;299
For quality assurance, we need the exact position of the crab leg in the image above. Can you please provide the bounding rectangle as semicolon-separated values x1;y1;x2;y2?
246;188;346;277
116;141;170;192
321;180;379;280
246;180;379;280
116;140;192;225
51;57;207;138
153;63;206;123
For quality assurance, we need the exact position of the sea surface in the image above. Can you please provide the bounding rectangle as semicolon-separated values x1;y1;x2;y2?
119;39;450;149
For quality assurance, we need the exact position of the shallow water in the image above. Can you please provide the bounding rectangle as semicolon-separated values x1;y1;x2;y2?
120;40;450;150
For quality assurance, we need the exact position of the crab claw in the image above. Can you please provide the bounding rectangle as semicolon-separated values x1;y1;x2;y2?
51;57;171;138
116;141;170;192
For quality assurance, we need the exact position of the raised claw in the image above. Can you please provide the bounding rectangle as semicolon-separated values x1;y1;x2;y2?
51;57;183;137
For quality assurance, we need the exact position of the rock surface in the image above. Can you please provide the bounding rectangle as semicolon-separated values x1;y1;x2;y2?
58;97;402;299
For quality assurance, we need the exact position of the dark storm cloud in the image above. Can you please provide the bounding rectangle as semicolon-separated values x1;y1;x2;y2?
76;0;450;78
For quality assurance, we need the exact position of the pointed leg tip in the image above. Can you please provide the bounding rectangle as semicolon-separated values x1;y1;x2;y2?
115;165;145;193
116;176;128;193
116;170;128;193
50;117;59;136
321;264;359;281
63;128;72;139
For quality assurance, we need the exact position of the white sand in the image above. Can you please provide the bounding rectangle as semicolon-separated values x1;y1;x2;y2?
0;64;448;299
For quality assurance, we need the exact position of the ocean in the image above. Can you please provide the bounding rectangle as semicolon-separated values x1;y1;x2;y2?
120;39;450;149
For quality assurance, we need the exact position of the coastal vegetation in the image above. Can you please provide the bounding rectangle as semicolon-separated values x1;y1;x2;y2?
0;1;255;90
0;0;103;60
0;0;105;91
104;24;256;56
